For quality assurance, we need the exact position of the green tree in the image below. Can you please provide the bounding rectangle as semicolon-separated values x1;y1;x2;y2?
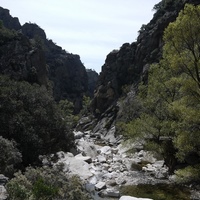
124;4;200;176
0;136;22;177
6;165;89;200
163;4;200;164
0;75;74;167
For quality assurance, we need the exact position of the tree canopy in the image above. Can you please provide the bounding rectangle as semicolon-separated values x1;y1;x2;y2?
0;75;74;167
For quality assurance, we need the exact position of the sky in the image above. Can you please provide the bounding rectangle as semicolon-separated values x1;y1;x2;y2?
0;0;160;73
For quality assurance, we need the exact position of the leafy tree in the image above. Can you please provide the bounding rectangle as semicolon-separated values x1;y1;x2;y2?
6;165;89;200
163;3;200;164
124;4;200;176
58;99;79;129
0;136;22;177
0;75;74;166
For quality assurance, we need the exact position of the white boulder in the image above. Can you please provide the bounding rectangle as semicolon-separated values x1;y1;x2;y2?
56;151;93;180
119;196;153;200
95;181;106;191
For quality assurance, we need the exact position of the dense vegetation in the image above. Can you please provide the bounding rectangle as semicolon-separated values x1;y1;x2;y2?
120;183;190;200
6;165;89;200
121;4;200;182
0;75;75;169
0;15;92;199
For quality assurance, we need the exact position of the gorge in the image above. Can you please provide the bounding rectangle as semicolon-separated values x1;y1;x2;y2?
1;0;200;199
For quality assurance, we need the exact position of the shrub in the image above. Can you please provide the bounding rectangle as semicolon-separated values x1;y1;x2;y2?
0;136;22;177
6;165;89;200
0;75;74;166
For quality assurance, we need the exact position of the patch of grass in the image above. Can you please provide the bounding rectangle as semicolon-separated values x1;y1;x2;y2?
120;183;190;200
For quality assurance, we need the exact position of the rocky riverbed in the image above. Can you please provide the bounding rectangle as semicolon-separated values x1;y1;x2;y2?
55;130;171;200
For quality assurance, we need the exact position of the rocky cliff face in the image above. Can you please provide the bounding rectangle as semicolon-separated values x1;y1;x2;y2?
0;24;48;86
0;7;21;30
86;69;99;98
0;7;90;112
91;0;200;116
22;23;88;112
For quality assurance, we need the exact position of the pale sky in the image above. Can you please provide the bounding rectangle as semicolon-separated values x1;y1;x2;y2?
0;0;159;73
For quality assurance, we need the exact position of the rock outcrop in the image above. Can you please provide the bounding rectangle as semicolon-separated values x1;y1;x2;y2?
22;22;88;112
0;7;21;30
0;25;48;85
0;7;91;112
91;0;200;117
86;69;99;98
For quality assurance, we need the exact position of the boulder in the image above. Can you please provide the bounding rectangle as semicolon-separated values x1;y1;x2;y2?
56;151;93;180
99;146;112;154
0;175;8;185
119;196;153;200
97;155;107;163
74;131;84;139
95;181;106;191
75;153;92;163
0;186;7;200
100;188;120;198
77;140;98;158
105;188;120;197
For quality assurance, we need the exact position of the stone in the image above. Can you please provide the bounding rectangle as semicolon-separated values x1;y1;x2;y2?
56;152;93;180
97;155;107;163
99;146;111;154
139;151;156;163
102;163;110;170
112;147;118;154
105;188;120;197
88;176;98;185
74;131;84;139
77;140;98;158
0;185;7;200
119;196;153;200
106;179;117;186
116;177;127;185
75;153;92;164
0;175;8;185
95;181;106;191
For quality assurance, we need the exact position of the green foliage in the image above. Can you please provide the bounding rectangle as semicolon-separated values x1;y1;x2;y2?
0;22;17;44
80;95;91;115
32;178;58;199
153;0;182;12
58;99;79;129
0;20;3;29
120;183;190;200
174;164;200;184
122;4;200;176
6;165;89;200
0;136;22;177
0;75;74;166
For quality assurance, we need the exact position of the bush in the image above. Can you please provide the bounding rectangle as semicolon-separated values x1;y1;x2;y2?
0;136;22;177
6;165;89;200
0;75;74;166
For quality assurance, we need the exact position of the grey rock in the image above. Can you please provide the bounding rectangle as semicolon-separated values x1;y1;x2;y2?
75;153;92;164
97;155;107;163
105;188;120;197
119;196;153;200
0;185;7;200
74;131;84;139
0;175;8;185
95;181;106;191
